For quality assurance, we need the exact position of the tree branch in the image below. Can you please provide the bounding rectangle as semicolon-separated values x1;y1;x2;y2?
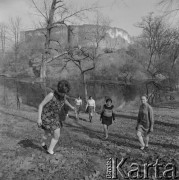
31;0;47;20
83;65;95;73
46;51;67;63
64;53;85;72
48;47;59;52
55;4;64;10
57;6;96;23
43;0;49;19
56;0;63;4
49;39;62;47
60;59;71;72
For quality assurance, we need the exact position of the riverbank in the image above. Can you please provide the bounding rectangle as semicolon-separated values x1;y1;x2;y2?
0;105;178;179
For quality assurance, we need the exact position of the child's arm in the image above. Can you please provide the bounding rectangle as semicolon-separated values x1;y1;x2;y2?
85;101;88;111
65;99;75;111
38;92;53;126
136;110;141;130
148;106;154;133
112;108;115;121
100;105;105;121
93;101;96;112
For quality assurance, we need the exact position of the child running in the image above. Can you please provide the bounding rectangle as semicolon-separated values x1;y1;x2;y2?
75;95;82;120
100;98;115;139
37;80;76;155
85;96;96;123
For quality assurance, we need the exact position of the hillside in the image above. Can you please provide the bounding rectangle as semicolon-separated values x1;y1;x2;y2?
1;23;136;80
21;24;132;51
0;104;178;179
46;50;146;82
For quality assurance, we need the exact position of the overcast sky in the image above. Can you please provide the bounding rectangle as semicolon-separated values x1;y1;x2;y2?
0;0;172;36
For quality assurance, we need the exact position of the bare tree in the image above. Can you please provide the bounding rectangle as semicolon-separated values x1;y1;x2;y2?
30;0;96;81
136;13;179;103
159;29;179;91
9;17;21;72
158;0;179;15
137;13;172;76
64;47;96;101
8;17;22;109
118;61;137;84
0;23;7;62
63;14;109;101
168;29;179;69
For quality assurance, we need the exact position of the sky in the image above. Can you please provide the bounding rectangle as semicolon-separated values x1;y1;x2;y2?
0;0;172;36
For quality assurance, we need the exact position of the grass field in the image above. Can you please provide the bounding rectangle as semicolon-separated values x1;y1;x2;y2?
0;105;178;180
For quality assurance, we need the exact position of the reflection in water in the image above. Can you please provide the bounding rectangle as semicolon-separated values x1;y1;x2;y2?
3;77;8;106
0;77;144;111
16;81;21;110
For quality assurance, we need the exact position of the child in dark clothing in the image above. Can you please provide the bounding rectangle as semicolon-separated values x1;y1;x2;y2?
37;80;76;155
100;98;115;139
59;103;70;121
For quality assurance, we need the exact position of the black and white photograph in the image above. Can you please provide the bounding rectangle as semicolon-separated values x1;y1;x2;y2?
0;0;178;179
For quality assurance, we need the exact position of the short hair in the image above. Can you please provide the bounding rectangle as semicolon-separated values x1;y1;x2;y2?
141;95;148;100
89;96;92;99
105;96;110;100
57;80;71;93
106;98;112;103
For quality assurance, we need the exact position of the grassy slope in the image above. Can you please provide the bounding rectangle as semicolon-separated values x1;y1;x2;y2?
0;105;178;180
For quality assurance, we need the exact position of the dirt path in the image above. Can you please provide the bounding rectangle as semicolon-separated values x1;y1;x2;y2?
0;106;178;180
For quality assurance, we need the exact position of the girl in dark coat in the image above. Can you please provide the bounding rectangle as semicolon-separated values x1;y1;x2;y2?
100;98;115;139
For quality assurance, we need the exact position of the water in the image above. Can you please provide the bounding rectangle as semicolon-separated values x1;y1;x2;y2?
0;77;143;111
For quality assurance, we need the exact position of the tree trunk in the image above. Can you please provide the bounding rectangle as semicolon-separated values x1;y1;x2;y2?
40;0;56;81
40;54;46;81
16;81;20;110
40;62;46;81
15;48;18;73
3;76;8;106
40;81;48;96
82;72;88;102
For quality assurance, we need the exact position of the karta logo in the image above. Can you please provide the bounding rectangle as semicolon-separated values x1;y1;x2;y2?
106;157;179;179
